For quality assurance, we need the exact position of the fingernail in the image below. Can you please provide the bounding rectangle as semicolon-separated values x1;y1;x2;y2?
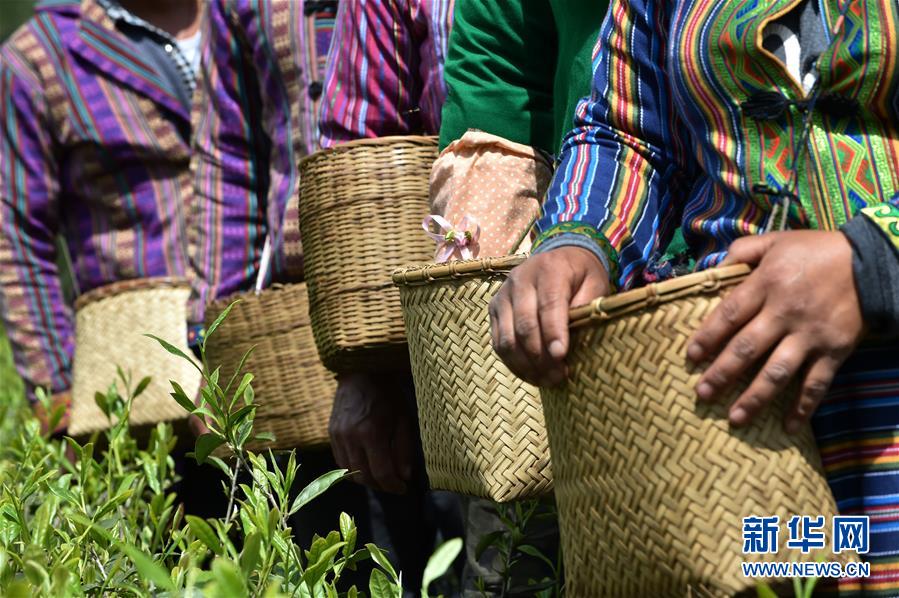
785;419;802;434
687;343;704;362
730;406;748;425
696;382;714;401
548;340;566;360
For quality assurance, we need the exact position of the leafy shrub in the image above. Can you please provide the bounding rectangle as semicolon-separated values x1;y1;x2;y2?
0;305;461;596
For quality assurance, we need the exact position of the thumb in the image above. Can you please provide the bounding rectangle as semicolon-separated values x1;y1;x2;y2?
720;233;777;266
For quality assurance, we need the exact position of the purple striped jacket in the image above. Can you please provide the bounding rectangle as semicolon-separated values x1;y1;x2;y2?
0;0;197;396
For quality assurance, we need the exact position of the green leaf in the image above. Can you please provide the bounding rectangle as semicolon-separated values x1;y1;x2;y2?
755;583;778;598
366;543;398;582
194;433;226;465
229;404;257;430
240;531;262;577
290;469;349;516
133;376;152;399
232;373;254;406
516;544;555;571
23;559;49;587
186;515;223;555
302;541;346;589
117;541;175;591
369;567;399;598
145;334;198;367
421;538;462;596
95;391;110;417
253;432;276;443
204;300;239;344
169;381;198;414
211;558;246;597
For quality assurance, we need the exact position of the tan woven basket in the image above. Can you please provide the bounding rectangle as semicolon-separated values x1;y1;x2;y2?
543;264;850;596
204;283;336;450
393;255;552;502
70;278;201;436
298;135;438;372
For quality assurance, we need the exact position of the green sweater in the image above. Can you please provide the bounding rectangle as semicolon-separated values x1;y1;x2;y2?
438;0;605;155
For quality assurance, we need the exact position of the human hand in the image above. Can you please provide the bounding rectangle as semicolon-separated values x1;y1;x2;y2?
489;246;610;387
688;230;865;433
328;372;415;494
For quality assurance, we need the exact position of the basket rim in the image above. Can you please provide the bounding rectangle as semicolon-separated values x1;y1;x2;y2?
205;282;307;313
569;263;751;328
392;254;527;286
299;135;438;168
75;277;191;311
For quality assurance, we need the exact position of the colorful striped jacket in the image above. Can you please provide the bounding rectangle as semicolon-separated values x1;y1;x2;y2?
191;0;337;298
0;0;197;396
535;0;899;291
319;0;454;147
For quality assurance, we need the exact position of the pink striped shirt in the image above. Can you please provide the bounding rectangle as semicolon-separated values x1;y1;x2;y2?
319;0;454;146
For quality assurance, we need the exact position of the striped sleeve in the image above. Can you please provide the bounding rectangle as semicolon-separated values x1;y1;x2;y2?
533;0;695;290
319;0;426;146
0;45;73;397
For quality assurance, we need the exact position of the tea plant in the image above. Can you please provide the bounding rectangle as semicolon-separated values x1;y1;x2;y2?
0;304;461;596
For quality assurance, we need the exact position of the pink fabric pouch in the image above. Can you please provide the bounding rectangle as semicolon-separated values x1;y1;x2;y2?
428;130;553;259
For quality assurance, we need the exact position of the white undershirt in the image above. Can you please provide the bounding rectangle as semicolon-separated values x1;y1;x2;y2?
175;30;202;77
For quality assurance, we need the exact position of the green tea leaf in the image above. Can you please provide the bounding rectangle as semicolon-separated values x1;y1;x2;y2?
366;543;398;582
133;376;152;399
369;567;399;598
756;582;778;598
211;558;246;596
186;515;223;555
94;391;110;417
474;530;504;560
290;470;349;516
204;300;239;344
145;334;199;369
302;541;346;589
194;433;226;465
421;538;462;596
117;541;176;591
240;531;262;577
169;381;198;414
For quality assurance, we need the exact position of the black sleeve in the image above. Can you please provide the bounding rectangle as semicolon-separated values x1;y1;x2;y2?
842;214;899;338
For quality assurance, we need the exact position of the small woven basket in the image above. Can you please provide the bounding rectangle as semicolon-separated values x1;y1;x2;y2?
70;278;201;436
393;256;552;502
543;264;850;596
204;283;336;450
298;136;438;372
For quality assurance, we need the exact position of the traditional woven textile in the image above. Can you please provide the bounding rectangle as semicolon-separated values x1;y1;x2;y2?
204;283;335;451
394;256;552;502
298;135;438;372
429;130;553;257
542;265;850;596
70;279;201;436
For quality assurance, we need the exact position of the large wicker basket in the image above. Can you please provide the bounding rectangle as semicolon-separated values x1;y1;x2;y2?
542;264;850;596
393;256;552;502
70;278;201;436
204;283;336;450
298;136;438;373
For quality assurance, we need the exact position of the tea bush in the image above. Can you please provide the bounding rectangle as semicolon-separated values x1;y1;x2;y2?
0;307;461;597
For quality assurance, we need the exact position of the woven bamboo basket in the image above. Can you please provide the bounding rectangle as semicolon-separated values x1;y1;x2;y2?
204;283;336;450
298;135;438;372
542;264;851;597
70;278;201;436
393;255;552;502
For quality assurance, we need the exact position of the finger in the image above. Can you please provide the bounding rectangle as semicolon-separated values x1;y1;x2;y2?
697;312;786;402
784;356;838;434
490;283;539;384
346;443;375;488
720;233;777;266
689;277;765;364
511;280;553;383
728;334;808;427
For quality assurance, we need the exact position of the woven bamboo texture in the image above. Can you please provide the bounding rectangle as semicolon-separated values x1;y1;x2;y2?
543;265;850;597
204;283;335;451
70;278;201;436
298;136;438;372
393;255;552;502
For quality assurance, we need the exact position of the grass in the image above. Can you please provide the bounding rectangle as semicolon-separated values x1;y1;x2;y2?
0;325;24;411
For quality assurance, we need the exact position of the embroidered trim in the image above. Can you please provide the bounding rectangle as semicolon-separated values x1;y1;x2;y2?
532;222;621;284
861;203;899;251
